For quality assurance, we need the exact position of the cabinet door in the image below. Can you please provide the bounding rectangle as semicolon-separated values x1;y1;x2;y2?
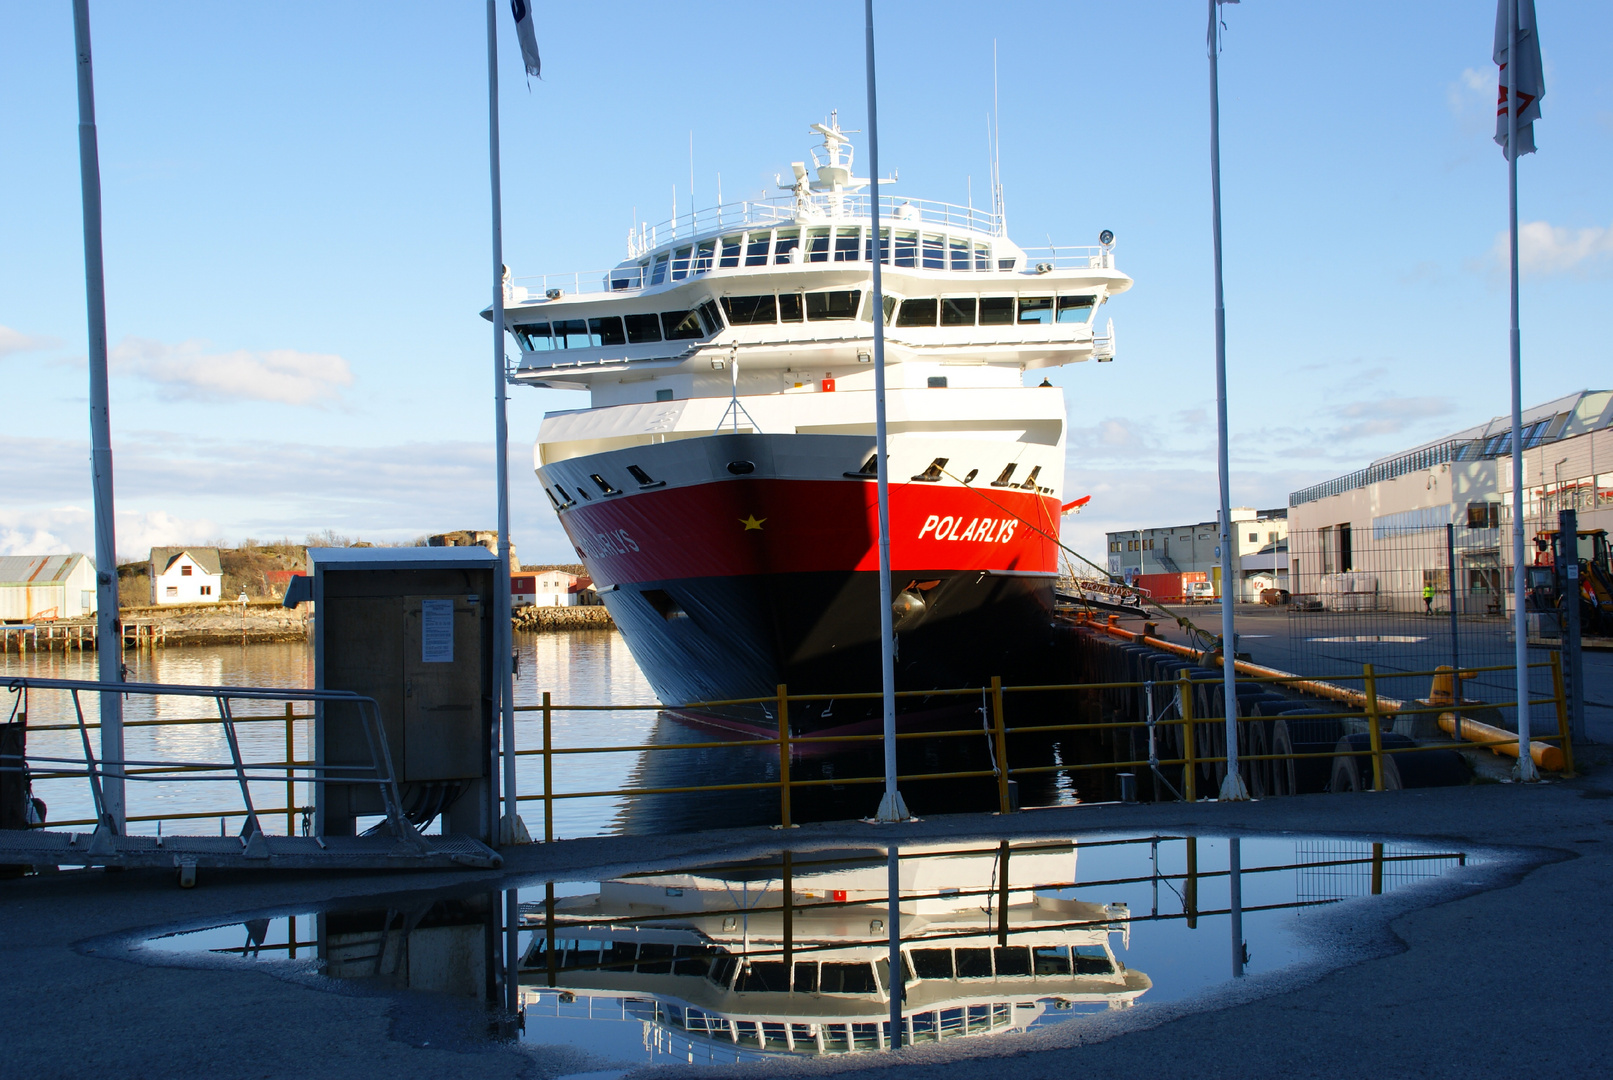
402;596;484;781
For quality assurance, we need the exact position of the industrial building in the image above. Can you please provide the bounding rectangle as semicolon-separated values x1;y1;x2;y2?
1286;389;1613;613
1106;508;1288;602
0;554;98;621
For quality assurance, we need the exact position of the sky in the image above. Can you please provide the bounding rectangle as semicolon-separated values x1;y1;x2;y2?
2;1;1610;567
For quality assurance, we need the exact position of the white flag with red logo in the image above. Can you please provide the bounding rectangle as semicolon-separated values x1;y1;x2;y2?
510;0;541;79
1493;0;1544;158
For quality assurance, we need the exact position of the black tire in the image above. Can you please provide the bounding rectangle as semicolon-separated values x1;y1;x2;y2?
1272;712;1346;795
1245;717;1272;797
1329;732;1419;792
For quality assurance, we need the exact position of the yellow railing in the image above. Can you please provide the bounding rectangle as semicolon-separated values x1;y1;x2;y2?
503;653;1574;841
17;652;1574;841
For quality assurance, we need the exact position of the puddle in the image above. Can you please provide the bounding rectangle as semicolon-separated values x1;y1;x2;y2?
139;834;1474;1071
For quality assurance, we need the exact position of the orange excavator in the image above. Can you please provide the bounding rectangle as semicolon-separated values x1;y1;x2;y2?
1535;527;1613;636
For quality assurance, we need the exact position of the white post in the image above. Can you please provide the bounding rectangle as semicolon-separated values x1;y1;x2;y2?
866;0;908;823
72;0;124;834
1505;0;1536;781
1209;0;1248;801
1228;836;1245;976
486;0;522;836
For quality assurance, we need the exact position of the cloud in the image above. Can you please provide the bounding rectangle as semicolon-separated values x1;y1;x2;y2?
1446;67;1494;133
0;325;63;359
1492;221;1613;277
110;336;354;405
0;430;575;564
0;507;87;558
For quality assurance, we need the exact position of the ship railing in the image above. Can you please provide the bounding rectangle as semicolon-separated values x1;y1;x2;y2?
1017;245;1114;271
500;644;1570;842
623;194;1007;259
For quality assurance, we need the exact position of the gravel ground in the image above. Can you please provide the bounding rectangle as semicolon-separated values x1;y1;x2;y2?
3;769;1611;1080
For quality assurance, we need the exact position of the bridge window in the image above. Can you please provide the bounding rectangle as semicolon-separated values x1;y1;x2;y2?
979;297;1014;325
1033;946;1072;976
896;298;937;327
650;253;669;285
693;239;716;273
663;309;707;339
835;227;860;261
1058;295;1096;323
552;319;590;348
819;962;877;994
894;231;918;267
922;234;945;269
807;290;860;320
998;257;1018;270
719;234;742;268
588;316;626;346
624;313;662;343
745;230;772;266
805;227;831;262
866;227;890;263
670;246;692;281
940;297;976;326
1018;296;1053;324
773;228;800;264
721;295;777;325
698;299;723;334
974;241;992;271
512;322;553;351
778;293;804;322
949;237;971;270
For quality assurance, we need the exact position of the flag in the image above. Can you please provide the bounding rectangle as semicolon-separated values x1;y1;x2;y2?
510;0;541;79
1493;0;1544;158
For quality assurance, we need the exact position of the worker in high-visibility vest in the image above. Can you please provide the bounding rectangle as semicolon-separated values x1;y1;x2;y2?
1423;581;1435;615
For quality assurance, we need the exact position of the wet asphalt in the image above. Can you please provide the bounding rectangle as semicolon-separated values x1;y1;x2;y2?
3;761;1612;1080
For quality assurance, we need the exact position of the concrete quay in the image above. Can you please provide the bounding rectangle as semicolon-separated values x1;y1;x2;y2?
2;772;1610;1079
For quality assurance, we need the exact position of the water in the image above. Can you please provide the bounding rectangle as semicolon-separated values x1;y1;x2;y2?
139;832;1476;1073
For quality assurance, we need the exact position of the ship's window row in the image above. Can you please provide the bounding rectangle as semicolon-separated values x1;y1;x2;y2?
531;937;1111;990
721;290;863;325
635;226;1014;286
512;300;721;351
892;294;1096;328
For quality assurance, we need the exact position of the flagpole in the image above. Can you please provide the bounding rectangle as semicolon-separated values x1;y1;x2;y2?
1208;0;1247;801
866;0;908;824
486;0;522;832
72;0;124;835
1506;0;1536;780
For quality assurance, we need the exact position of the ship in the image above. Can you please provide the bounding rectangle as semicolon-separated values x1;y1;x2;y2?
517;840;1149;1059
500;114;1131;728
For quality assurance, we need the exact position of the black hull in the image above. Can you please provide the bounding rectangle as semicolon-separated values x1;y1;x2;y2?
600;570;1057;730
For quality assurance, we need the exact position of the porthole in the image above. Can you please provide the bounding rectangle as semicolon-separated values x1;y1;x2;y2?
726;460;756;475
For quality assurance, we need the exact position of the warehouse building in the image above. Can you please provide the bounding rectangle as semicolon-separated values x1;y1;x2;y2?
1286;389;1613;614
0;554;98;621
1106;508;1288;602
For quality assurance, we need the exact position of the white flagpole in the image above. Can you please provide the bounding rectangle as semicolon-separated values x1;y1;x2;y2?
486;0;522;833
1506;0;1536;780
866;0;908;824
72;0;124;834
1208;0;1248;801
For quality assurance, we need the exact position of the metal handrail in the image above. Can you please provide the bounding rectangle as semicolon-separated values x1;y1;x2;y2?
1;675;423;847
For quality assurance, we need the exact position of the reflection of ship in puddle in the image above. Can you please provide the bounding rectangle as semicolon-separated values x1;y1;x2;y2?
518;841;1150;1056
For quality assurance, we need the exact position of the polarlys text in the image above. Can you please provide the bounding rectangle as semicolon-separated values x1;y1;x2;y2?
579;528;640;559
917;515;1017;542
